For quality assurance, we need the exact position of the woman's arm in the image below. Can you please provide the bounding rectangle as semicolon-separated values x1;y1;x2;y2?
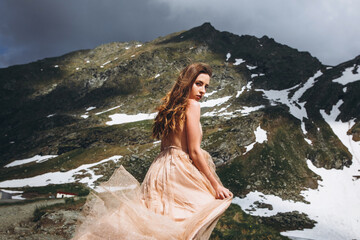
185;99;232;199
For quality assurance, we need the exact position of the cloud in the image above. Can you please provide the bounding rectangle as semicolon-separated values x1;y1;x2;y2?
0;0;359;68
153;0;360;65
0;0;179;67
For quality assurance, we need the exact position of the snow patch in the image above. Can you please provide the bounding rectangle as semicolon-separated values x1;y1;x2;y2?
333;64;360;85
251;73;265;78
81;114;89;119
235;88;245;98
236;105;265;116
258;70;323;135
86;106;96;111
246;65;257;70
233;191;308;217
235;82;252;98
0;156;123;189
200;96;231;108
5;155;58;168
102;61;111;66
12;194;26;200
243;125;267;154
234;58;245;66
106;113;157;125
95;105;121;115
204;90;218;98
0;189;23;194
226;53;231;61
291;70;323;101
304;138;313;145
155;74;160;78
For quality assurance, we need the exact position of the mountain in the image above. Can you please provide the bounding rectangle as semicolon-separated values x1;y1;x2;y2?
0;23;359;239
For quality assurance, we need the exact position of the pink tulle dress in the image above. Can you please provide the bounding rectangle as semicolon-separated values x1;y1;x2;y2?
72;145;232;240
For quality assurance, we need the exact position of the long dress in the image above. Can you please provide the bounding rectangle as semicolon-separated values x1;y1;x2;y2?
72;146;232;240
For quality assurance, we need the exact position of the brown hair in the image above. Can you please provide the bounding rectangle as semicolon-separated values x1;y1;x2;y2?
152;63;212;140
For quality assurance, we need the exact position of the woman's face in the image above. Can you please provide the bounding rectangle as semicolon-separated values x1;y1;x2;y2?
189;73;210;101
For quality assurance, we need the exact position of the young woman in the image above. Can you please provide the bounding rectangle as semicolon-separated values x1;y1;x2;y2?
73;63;233;240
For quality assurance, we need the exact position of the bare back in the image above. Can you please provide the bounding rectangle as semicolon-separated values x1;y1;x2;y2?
161;121;202;153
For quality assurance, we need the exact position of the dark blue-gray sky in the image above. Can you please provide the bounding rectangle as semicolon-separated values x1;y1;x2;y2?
0;0;359;68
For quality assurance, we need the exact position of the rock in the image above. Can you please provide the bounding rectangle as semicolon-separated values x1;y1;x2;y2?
13;227;31;234
258;211;316;232
254;201;273;210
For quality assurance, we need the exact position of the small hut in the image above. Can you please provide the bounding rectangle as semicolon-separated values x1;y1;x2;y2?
0;190;12;200
56;191;77;198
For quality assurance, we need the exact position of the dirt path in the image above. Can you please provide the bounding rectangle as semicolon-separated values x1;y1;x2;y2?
0;199;65;233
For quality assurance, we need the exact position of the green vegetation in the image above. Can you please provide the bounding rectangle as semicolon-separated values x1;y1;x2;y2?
23;183;90;198
211;204;289;240
349;121;360;141
217;108;319;201
32;197;86;222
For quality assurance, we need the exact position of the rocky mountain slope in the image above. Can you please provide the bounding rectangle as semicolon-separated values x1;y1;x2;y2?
0;23;359;239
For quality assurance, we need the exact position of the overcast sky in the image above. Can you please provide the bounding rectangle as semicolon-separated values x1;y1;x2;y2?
0;0;359;68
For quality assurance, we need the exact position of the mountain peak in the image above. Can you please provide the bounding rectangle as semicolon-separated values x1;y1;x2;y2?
159;22;219;44
197;22;216;32
187;22;218;36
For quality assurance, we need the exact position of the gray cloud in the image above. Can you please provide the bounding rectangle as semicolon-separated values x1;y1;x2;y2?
0;0;359;68
154;0;360;65
0;0;179;67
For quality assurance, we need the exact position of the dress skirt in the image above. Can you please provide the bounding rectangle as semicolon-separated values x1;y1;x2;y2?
72;146;232;240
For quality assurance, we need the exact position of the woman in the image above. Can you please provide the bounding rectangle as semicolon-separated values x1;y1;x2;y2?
73;63;233;240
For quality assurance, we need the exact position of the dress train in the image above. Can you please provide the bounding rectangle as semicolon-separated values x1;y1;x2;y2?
72;146;232;240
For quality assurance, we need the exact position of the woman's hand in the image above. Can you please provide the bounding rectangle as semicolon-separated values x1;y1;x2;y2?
214;185;233;199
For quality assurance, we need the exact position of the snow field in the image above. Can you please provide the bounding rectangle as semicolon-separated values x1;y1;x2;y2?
0;155;123;189
233;98;360;240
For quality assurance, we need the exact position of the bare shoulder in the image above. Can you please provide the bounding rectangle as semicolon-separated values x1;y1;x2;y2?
186;99;200;118
187;99;200;110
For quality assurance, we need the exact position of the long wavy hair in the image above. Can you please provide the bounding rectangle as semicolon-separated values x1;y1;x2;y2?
152;63;212;140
